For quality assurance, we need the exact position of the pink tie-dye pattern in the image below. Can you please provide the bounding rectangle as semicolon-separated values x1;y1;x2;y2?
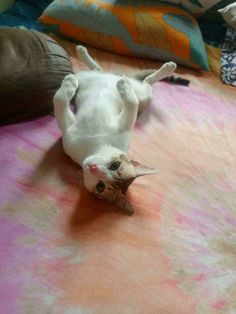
0;77;236;313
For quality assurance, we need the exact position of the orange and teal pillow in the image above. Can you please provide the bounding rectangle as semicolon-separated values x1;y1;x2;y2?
39;0;209;70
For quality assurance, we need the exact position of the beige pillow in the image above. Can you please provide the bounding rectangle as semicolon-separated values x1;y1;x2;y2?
218;3;236;30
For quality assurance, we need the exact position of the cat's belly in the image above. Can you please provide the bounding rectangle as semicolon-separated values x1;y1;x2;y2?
62;130;130;166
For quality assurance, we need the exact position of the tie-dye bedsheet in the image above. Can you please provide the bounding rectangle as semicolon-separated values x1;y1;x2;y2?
1;41;236;314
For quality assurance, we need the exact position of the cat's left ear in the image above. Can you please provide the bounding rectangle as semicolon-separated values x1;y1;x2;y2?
132;160;158;177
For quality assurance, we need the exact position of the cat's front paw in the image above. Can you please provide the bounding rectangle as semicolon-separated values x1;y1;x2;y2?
117;76;131;94
61;74;78;90
117;76;138;106
57;74;79;102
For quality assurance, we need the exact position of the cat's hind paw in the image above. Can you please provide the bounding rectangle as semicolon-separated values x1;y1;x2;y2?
76;45;88;57
76;45;103;71
144;61;177;85
162;62;177;75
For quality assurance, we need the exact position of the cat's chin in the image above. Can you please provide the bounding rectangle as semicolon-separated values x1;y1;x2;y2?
83;167;110;193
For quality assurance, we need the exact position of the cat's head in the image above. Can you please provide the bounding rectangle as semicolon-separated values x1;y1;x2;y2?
82;147;156;215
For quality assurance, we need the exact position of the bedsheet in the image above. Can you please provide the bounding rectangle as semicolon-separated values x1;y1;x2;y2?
0;41;236;314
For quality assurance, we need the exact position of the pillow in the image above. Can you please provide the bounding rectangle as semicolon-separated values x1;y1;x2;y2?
159;0;205;15
39;0;209;70
221;28;236;87
0;27;72;125
219;3;236;30
159;0;235;22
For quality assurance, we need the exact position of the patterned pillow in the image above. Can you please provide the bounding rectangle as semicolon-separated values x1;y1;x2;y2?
221;28;236;87
39;0;209;70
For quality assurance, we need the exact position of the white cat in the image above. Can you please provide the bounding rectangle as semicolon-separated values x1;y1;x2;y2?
54;46;176;215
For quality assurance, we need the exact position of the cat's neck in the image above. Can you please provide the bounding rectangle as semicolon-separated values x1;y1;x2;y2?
82;144;125;168
96;144;125;156
63;125;130;166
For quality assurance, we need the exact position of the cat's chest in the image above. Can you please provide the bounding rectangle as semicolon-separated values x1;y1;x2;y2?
63;129;130;165
63;71;131;165
77;95;121;119
75;74;122;120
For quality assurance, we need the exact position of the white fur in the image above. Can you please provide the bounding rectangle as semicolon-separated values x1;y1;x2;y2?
54;71;142;190
53;46;176;213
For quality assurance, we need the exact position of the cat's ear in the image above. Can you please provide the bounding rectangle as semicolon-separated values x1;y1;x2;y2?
114;194;134;216
132;160;158;177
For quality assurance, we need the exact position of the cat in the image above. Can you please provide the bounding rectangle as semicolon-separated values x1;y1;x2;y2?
53;45;177;215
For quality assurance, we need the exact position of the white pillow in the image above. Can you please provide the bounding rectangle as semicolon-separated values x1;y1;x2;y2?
218;3;236;30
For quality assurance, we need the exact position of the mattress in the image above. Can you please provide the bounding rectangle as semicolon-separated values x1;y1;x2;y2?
0;39;236;313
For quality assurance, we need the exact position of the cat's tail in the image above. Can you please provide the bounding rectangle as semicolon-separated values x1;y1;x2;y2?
133;69;190;86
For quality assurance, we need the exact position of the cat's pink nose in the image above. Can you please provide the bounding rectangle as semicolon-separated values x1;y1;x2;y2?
89;164;97;174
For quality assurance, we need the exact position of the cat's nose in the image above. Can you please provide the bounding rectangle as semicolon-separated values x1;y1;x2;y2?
89;164;97;174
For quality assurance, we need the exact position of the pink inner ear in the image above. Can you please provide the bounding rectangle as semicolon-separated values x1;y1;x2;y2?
132;160;140;167
131;160;157;177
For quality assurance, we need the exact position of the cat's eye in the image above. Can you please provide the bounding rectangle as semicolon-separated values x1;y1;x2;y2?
109;161;121;171
96;180;105;193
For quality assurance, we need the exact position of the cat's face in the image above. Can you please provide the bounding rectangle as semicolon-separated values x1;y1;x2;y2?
82;152;156;215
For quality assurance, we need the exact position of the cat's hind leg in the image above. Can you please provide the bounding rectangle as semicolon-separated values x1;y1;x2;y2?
76;45;103;71
133;62;176;113
53;74;79;132
144;62;177;85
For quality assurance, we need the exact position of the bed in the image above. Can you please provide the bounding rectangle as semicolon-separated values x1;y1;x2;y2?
1;2;236;313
